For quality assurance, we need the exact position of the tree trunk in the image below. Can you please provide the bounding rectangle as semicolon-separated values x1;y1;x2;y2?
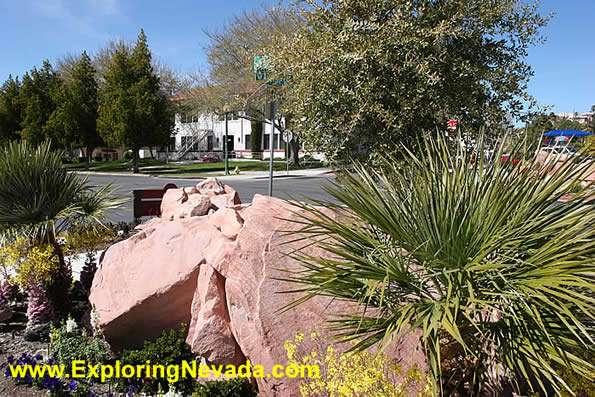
85;145;93;170
288;139;300;165
46;229;71;313
132;147;140;173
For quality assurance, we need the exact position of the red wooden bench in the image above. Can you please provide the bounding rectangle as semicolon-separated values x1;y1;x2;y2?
133;183;177;218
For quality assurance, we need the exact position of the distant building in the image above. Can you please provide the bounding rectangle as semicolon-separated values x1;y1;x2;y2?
551;112;594;125
163;91;301;161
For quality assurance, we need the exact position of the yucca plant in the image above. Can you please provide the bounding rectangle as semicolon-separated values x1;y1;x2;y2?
0;140;123;314
284;133;594;395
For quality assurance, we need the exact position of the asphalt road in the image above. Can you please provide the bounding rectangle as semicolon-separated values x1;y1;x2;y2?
82;173;336;223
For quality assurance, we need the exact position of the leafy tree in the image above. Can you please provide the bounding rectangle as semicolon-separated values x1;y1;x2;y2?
269;0;551;163
286;133;594;395
57;40;182;95
97;30;173;173
0;75;23;143
553;117;588;132
18;61;61;145
47;51;102;168
524;112;553;145
196;5;302;163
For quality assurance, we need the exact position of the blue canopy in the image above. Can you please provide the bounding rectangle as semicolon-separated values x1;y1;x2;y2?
541;129;594;137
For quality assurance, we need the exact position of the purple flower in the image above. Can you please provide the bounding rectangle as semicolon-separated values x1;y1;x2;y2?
68;379;77;391
127;384;135;396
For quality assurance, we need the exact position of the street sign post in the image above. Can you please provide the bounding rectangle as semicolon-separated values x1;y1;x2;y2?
282;130;293;176
282;130;293;144
268;100;276;196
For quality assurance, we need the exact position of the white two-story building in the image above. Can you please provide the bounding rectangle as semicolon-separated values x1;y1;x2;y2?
159;111;285;161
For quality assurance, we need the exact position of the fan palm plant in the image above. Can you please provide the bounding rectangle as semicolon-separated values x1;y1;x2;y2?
285;133;594;395
0;140;123;316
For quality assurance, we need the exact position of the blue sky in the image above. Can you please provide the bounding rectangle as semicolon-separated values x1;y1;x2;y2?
0;0;593;115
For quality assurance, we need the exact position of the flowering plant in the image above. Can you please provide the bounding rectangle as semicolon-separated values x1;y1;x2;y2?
284;331;431;397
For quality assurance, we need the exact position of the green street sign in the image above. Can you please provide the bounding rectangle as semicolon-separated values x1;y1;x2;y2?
254;56;270;72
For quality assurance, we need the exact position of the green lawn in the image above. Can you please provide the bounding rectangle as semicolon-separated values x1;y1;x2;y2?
65;158;325;175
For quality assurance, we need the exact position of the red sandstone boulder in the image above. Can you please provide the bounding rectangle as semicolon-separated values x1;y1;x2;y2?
91;181;427;396
219;195;427;396
89;216;223;350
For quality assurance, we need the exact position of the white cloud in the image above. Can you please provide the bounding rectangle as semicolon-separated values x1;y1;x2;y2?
88;0;119;16
32;0;113;40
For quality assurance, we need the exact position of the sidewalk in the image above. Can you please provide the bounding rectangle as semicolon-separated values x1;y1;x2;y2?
72;167;335;180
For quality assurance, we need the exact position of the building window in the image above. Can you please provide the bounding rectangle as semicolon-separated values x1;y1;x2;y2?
245;134;251;151
180;112;199;124
207;136;213;151
263;134;280;150
181;136;199;151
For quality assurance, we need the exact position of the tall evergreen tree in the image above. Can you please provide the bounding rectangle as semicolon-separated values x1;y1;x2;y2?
98;29;173;172
0;75;23;143
47;51;101;168
18;61;61;145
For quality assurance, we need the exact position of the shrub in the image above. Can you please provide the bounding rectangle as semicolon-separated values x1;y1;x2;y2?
284;331;430;397
194;378;257;397
0;238;60;289
123;151;133;161
285;133;594;395
49;317;110;375
116;324;196;395
66;224;115;291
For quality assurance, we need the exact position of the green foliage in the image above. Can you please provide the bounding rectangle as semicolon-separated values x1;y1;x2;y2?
524;113;554;145
285;132;594;395
47;51;102;166
50;318;110;376
17;61;61;145
250;121;263;155
0;75;22;143
116;324;196;395
0;140;122;239
270;0;551;163
194;378;257;397
553;117;589;132
123;150;132;160
97;29;173;172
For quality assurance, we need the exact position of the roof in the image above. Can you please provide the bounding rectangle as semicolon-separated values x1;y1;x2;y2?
541;129;594;137
169;83;261;102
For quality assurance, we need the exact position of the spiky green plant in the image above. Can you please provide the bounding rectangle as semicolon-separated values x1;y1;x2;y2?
284;133;594;395
0;140;123;312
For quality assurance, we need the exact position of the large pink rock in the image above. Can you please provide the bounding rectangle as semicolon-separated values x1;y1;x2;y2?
91;181;426;396
219;195;427;396
90;216;223;350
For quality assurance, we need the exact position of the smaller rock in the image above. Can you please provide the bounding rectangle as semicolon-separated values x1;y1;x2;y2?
184;186;199;195
185;195;212;217
24;323;51;342
196;178;226;195
0;305;13;322
210;208;244;239
210;192;241;210
186;265;244;366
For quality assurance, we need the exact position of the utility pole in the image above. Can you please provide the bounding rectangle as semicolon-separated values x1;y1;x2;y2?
224;112;229;175
268;100;276;196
